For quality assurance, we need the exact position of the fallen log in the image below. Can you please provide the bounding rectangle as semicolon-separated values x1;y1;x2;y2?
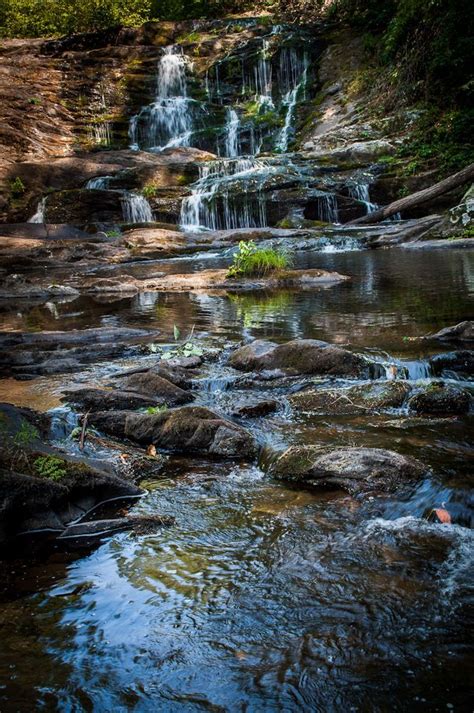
350;162;474;225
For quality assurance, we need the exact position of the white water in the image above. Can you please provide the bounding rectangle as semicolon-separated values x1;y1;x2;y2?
129;46;195;151
87;122;112;147
180;158;269;231
85;176;111;190
348;183;378;214
276;49;309;152
222;108;240;157
121;192;154;223
314;191;339;223
28;197;46;223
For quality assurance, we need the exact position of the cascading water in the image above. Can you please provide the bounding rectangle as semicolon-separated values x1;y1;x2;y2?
348;183;378;214
276;49;309;152
312;191;339;223
28;197;47;223
221;108;240;158
180;158;269;231
121;192;154;223
85;176;111;190
129;46;195;151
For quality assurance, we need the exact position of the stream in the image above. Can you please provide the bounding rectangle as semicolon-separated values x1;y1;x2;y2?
0;246;473;711
0;18;473;713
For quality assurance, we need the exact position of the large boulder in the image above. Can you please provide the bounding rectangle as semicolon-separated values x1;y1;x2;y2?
430;350;474;378
229;339;367;377
63;388;160;411
407;383;470;415
114;371;193;406
289;380;411;414
426;321;474;344
270;446;427;496
89;406;257;459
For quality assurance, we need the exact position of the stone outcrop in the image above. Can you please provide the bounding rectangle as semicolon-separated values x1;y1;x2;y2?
228;339;368;377
269;446;427;496
89;406;257;459
289;381;411;414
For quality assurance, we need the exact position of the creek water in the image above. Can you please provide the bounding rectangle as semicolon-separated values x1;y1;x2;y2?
0;246;473;711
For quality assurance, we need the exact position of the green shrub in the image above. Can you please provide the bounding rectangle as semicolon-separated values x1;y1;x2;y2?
227;241;292;278
10;176;25;196
141;184;157;198
34;455;67;481
145;405;168;414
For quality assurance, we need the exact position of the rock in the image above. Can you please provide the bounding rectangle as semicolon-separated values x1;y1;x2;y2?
233;399;279;418
289;381;411;414
430;350;474;377
229;339;368;377
0;327;159;377
78;268;350;294
269;446;427;496
111;361;198;390
450;183;474;227
426;321;474;343
302;140;396;166
57;513;174;547
407;383;470;415
62;388;160;411
0;462;142;546
89;406;257;459
114;371;193;406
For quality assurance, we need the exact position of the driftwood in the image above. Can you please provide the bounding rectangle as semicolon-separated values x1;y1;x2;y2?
350;162;474;225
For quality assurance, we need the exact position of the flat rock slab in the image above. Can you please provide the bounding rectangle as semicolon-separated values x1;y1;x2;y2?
78;268;349;294
89;405;257;460
229;339;368;377
270;446;428;496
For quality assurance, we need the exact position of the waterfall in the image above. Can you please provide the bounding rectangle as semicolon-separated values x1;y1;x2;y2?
28;197;46;223
276;50;309;152
312;192;339;223
348;183;378;214
85;176;111;190
87;122;112;147
129;46;194;151
180;158;269;231
222;108;240;157
121;192;154;223
254;39;273;109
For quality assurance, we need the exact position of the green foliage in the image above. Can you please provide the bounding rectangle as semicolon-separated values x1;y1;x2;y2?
33;455;67;481
227;241;292;278
141;184;157;198
13;420;39;447
145;405;168;414
10;176;25;196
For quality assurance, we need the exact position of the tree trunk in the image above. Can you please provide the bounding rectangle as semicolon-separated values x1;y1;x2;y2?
349;163;474;225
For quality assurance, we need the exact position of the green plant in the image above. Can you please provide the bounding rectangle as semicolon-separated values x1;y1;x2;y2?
13;420;39;447
33;455;67;481
141;184;157;198
227;241;292;278
10;176;25;196
29;96;42;105
145;405;168;414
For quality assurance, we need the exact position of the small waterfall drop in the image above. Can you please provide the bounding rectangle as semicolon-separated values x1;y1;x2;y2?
129;46;194;151
348;183;378;214
313;192;339;223
276;50;309;152
222;108;240;158
85;176;111;190
180;158;269;231
121;192;154;223
28;197;47;223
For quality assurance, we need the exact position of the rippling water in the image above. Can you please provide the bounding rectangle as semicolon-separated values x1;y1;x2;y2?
0;247;473;710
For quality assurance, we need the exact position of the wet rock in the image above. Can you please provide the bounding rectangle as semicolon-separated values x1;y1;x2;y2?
114;371;194;406
89;406;257;459
79;268;349;294
233;399;279;418
426;321;474;343
302;140;396;166
407;383;470;415
0;327;159;377
229;339;367;377
0;462;142;547
430;350;474;377
57;513;174;547
62;388;160;411
270;446;427;496
289;380;411;414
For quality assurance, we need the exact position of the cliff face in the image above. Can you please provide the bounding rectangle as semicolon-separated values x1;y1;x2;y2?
0;18;464;226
